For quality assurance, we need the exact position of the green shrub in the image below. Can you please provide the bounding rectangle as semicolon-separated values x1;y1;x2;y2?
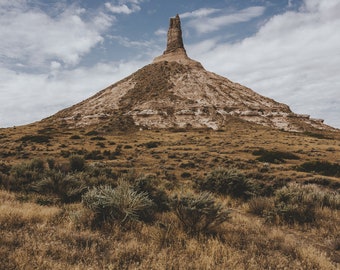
9;162;44;191
253;149;299;163
70;135;81;140
69;155;86;172
134;175;170;212
257;183;340;224
82;182;154;224
85;130;99;136
85;150;104;160
172;191;230;235
29;158;45;173
197;168;254;199
90;136;106;141
31;171;87;203
298;161;340;177
18;135;51;143
141;141;161;149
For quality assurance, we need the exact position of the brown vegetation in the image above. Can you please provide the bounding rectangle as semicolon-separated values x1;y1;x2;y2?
0;121;339;269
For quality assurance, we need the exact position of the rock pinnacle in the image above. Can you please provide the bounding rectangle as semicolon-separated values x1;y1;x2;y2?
164;14;187;55
153;14;202;67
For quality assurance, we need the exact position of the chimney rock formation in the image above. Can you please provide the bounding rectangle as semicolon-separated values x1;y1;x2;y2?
48;14;336;132
164;14;186;55
153;15;203;68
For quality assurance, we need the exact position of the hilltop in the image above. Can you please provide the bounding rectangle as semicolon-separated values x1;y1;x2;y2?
43;15;336;133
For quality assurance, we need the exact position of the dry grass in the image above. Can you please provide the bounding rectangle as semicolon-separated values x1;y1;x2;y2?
0;189;339;269
0;123;340;269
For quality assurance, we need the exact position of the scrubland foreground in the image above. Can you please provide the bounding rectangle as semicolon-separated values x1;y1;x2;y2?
0;121;339;269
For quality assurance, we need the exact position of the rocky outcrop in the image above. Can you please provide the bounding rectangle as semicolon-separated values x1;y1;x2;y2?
164;14;186;55
153;15;203;68
46;15;337;132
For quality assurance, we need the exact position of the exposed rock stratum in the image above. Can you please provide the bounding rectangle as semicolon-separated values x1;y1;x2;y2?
47;15;335;132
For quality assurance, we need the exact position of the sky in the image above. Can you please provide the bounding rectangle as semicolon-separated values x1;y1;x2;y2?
0;0;339;128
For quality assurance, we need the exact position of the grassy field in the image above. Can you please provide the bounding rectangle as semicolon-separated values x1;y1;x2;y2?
0;120;339;269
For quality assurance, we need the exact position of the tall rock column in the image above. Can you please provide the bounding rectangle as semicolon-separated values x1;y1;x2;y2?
164;14;187;56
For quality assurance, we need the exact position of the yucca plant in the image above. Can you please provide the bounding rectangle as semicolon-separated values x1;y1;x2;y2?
82;181;154;224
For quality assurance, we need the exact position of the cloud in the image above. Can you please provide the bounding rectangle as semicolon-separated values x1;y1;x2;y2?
181;8;220;19
105;0;144;14
0;60;147;127
192;0;340;127
0;1;113;68
154;28;167;36
184;6;266;34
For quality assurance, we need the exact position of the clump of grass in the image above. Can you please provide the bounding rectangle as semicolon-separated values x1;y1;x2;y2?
197;168;254;199
82;181;154;225
248;196;273;216
249;183;340;224
172;191;230;235
69;155;86;172
298;161;340;177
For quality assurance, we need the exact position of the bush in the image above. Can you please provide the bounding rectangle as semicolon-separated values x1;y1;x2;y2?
70;135;81;140
9;162;44;191
256;183;340;224
82;182;154;224
69;155;86;172
141;141;161;149
197;168;254;199
253;149;299;164
134;175;170;212
18;135;51;143
298;161;340;177
172;191;230;235
31;171;87;203
248;196;273;216
29;158;45;173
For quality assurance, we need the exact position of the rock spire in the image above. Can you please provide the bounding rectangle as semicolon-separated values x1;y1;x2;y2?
153;14;202;67
164;14;187;55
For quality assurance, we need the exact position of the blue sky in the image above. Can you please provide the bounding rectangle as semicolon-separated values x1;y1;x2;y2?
0;0;339;128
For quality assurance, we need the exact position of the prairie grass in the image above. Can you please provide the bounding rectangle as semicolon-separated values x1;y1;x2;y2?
0;124;339;269
0;189;339;269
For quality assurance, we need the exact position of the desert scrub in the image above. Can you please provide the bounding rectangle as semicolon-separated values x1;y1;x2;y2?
134;175;170;212
69;155;86;172
298;161;340;177
252;149;299;163
254;183;340;224
172;191;231;235
197;168;254;199
32;171;87;203
18;134;51;143
82;181;154;224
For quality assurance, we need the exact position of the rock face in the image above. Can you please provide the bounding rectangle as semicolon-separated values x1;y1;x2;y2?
164;14;186;55
47;15;336;132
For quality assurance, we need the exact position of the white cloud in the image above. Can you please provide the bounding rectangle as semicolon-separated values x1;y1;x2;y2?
155;28;167;36
0;2;113;67
105;3;139;14
105;0;144;14
181;8;220;19
0;60;147;127
192;0;340;128
185;6;266;34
